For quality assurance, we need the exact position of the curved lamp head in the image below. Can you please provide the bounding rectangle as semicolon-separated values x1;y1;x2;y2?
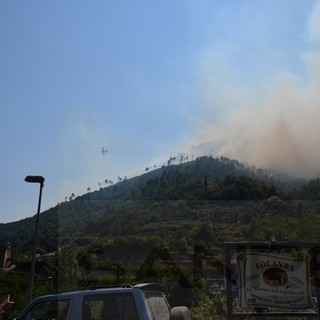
25;176;45;184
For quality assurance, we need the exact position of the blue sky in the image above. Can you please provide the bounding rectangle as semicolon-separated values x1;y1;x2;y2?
1;0;320;223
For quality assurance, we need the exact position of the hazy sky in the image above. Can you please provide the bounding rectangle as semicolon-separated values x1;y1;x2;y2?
1;0;320;223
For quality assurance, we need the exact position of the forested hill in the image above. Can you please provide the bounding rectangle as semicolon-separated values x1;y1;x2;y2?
0;155;317;254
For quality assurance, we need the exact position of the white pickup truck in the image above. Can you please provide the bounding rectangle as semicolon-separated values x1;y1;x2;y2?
14;283;191;320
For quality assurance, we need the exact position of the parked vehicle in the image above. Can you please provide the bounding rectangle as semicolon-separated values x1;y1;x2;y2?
14;283;191;320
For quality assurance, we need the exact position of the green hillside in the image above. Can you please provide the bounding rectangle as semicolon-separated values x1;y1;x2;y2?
1;156;318;253
0;155;309;254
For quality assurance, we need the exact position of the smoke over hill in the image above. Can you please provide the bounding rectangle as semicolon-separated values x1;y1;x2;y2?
189;1;320;179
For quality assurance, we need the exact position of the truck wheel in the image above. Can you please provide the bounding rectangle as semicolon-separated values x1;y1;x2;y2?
170;306;192;320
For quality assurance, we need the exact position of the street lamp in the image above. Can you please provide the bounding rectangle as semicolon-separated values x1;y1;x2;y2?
25;175;45;303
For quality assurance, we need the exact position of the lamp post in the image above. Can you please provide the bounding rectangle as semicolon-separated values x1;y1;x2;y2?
25;175;45;303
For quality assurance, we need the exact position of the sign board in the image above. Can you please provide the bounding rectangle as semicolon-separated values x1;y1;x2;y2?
237;252;312;310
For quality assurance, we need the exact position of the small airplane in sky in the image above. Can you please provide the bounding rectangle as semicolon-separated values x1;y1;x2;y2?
101;147;108;155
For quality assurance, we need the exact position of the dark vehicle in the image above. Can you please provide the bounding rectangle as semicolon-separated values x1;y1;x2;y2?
14;283;191;320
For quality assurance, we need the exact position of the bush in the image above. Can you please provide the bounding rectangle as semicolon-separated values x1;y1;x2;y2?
190;290;226;320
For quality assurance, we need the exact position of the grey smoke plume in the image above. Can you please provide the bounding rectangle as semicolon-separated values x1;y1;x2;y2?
190;1;320;179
